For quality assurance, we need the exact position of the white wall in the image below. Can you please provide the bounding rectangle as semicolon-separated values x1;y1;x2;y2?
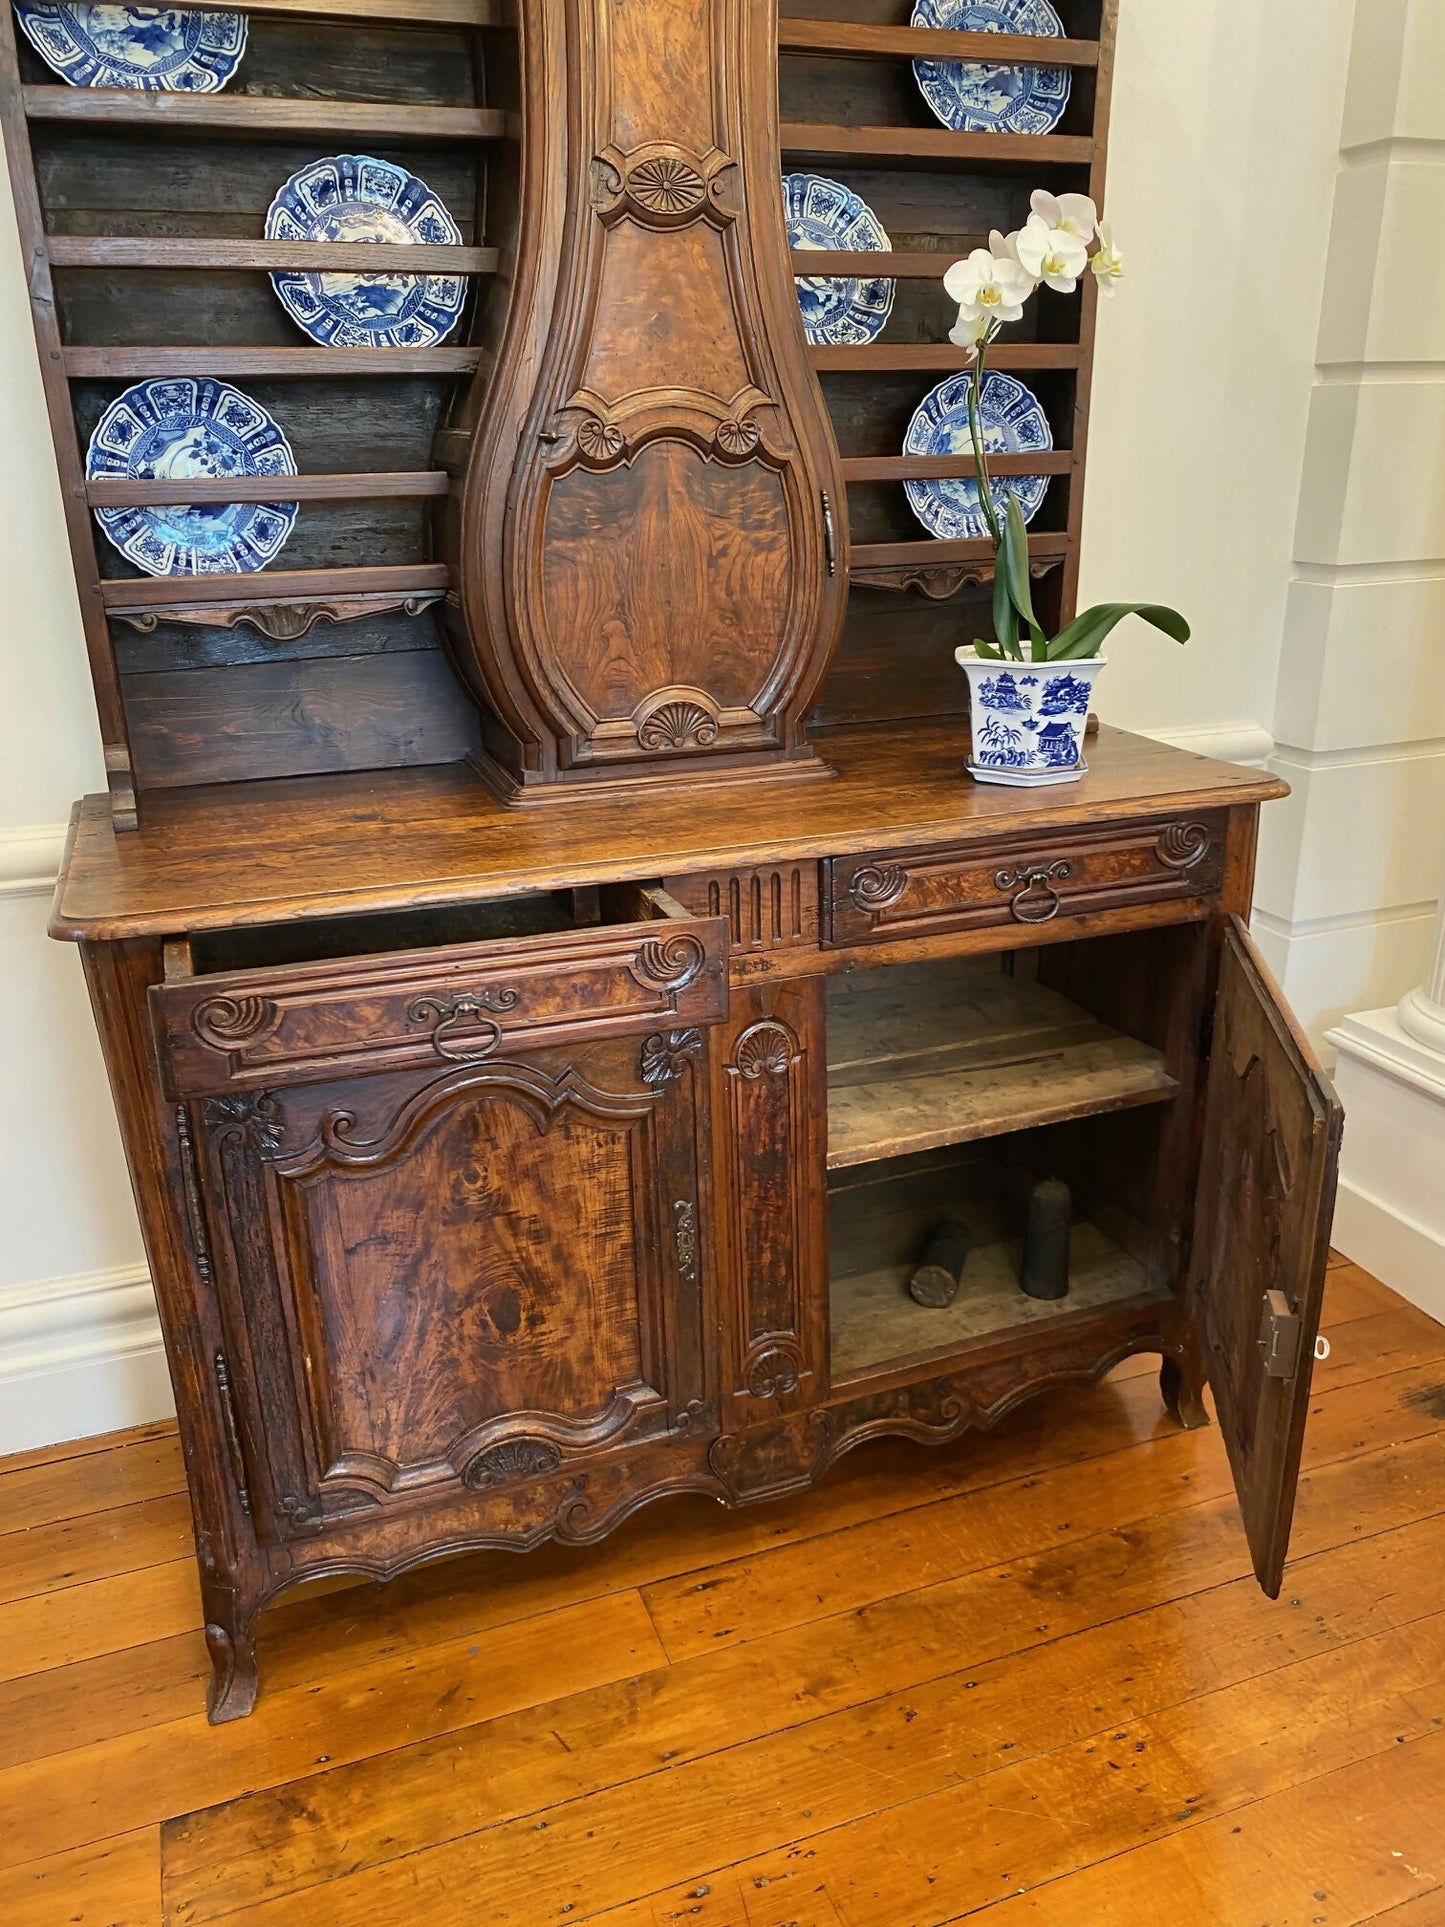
0;0;1405;1451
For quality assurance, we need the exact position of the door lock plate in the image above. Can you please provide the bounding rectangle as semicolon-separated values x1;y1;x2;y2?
1258;1288;1302;1380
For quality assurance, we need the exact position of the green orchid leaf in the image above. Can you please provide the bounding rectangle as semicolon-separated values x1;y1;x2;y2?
1046;602;1191;662
1002;491;1039;635
972;634;1004;660
991;551;1020;660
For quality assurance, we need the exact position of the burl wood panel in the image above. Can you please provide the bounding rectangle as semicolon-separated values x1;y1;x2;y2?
197;1037;707;1533
444;0;848;795
1189;917;1342;1598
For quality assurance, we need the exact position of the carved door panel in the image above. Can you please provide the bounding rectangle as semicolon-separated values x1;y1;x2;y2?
1190;918;1343;1596
188;1032;711;1540
712;978;829;1425
443;0;847;796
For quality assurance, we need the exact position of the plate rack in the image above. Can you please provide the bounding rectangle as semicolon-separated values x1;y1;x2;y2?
0;0;508;825
780;0;1119;734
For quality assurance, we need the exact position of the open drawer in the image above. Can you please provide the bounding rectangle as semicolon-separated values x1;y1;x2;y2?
152;884;730;1097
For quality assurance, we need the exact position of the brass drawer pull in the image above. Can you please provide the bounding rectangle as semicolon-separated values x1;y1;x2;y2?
995;860;1072;924
408;988;521;1061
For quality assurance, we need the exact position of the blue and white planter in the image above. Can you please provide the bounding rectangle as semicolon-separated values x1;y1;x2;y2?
955;648;1105;786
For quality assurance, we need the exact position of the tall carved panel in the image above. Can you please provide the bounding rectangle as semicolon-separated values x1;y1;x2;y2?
443;0;847;801
712;978;829;1422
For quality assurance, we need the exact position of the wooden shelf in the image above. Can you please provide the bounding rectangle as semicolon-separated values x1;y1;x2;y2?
826;959;1177;1171
23;86;506;142
85;471;448;507
64;346;486;379
811;342;1082;373
98;563;448;613
47;238;498;273
850;531;1069;569
130;0;502;22
781;124;1094;168
839;451;1072;484
778;19;1100;68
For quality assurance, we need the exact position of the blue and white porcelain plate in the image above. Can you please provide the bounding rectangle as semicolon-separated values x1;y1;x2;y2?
87;378;298;577
265;155;467;349
782;173;894;348
904;369;1052;542
910;0;1070;136
13;2;245;90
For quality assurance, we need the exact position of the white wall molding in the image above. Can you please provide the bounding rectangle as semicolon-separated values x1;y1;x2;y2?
0;822;66;901
1139;721;1275;768
0;1263;173;1456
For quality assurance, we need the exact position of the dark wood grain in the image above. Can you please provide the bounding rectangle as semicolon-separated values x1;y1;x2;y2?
23;86;504;141
777;19;1101;64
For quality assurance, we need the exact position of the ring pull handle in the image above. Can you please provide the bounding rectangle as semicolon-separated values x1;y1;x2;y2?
1314;1334;1331;1362
408;988;520;1062
994;859;1073;925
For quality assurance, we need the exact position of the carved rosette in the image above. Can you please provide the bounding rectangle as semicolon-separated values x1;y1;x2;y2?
848;864;910;914
1155;822;1213;870
640;1027;704;1088
463;1438;563;1490
203;1092;285;1158
594;141;736;232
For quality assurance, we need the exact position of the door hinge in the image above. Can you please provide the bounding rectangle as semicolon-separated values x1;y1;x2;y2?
1257;1289;1301;1380
213;1350;252;1515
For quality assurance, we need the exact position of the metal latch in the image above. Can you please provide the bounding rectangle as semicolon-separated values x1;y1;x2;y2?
1258;1289;1302;1379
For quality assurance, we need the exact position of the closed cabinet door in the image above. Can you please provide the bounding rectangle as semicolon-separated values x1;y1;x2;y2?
1191;917;1344;1596
187;1030;712;1540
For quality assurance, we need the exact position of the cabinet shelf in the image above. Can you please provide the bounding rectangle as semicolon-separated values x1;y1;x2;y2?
839;451;1072;484
63;346;486;378
98;562;448;615
810;342;1082;373
826;960;1177;1171
781;124;1094;168
152;0;502;21
23;85;506;142
47;238;498;273
85;470;448;508
778;19;1101;67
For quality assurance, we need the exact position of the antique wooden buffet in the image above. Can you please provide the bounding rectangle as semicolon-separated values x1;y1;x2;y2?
7;0;1342;1721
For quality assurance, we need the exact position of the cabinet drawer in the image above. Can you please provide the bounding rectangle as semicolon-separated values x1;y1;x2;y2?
824;813;1227;948
153;886;729;1097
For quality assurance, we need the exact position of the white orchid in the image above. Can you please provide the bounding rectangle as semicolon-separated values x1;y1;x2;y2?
943;236;1033;326
947;306;991;361
1029;189;1098;243
1014;212;1090;293
1091;221;1123;295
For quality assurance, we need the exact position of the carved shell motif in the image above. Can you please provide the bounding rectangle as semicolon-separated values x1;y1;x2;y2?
732;1018;797;1079
638;701;719;751
575;415;626;464
745;1343;803;1398
627;154;707;215
714;417;761;460
463;1438;562;1490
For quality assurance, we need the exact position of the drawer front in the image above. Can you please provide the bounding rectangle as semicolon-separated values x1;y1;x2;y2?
155;914;730;1097
824;813;1228;948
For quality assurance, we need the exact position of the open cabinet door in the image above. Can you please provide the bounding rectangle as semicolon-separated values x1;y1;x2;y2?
1191;917;1344;1597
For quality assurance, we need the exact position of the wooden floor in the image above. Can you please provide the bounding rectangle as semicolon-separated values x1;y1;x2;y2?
4;1259;1445;1926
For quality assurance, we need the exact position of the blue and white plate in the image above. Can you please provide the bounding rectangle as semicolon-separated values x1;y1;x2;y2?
265;155;467;349
910;0;1070;136
782;174;894;348
904;370;1052;542
13;2;245;90
87;379;298;577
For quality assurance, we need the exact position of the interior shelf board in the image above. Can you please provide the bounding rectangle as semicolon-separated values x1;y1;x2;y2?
839;451;1073;483
98;563;449;613
47;238;498;273
850;532;1070;569
778;19;1101;68
781;124;1094;168
23;86;506;142
826;963;1178;1170
791;249;1054;279
810;342;1082;373
829;1225;1158;1383
63;346;487;378
125;0;502;23
85;471;449;507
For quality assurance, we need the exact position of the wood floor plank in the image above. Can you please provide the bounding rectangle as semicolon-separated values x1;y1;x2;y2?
0;1589;662;1870
160;1490;1445;1925
0;1827;161;1927
0;1420;175;1479
0;1492;194;1608
1312;1305;1445;1393
1325;1262;1408;1325
0;1558;201;1686
0;1432;185;1537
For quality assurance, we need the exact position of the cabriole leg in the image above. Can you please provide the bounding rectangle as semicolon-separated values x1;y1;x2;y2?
203;1588;260;1723
1160;1350;1210;1431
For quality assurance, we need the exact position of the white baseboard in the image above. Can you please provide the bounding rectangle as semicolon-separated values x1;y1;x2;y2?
1331;1178;1445;1327
0;1264;174;1457
0;822;67;901
1139;721;1276;768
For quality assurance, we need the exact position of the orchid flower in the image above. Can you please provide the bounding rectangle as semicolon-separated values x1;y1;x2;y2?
1091;221;1123;295
943;238;1032;326
1013;212;1089;293
947;306;991;361
1029;189;1098;243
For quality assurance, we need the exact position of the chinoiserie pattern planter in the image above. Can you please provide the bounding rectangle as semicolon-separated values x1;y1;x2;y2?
955;647;1105;786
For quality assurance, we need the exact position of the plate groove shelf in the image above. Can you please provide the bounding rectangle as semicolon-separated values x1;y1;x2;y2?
781;124;1094;167
840;451;1072;483
23;86;506;141
48;238;497;272
85;471;449;507
63;346;487;378
778;19;1100;66
810;342;1082;372
98;563;449;612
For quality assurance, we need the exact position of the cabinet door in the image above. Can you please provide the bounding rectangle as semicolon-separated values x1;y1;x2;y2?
190;1032;710;1540
1191;917;1343;1595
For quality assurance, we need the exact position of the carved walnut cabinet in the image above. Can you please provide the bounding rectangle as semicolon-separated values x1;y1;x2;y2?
7;0;1342;1721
